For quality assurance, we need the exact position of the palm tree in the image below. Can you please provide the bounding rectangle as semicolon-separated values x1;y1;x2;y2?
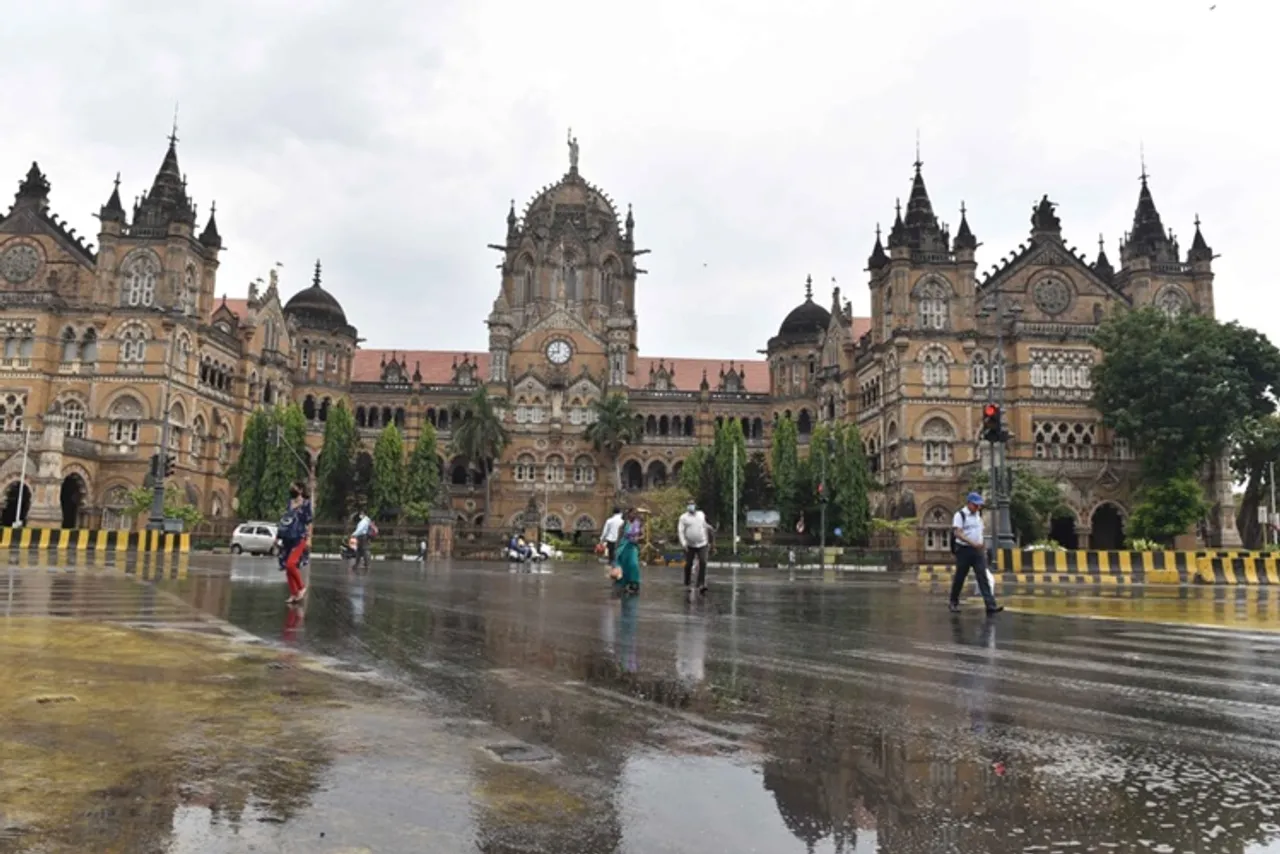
585;393;640;496
450;387;509;528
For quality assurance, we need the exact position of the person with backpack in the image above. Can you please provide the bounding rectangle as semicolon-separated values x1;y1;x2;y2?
949;491;1003;616
279;481;313;605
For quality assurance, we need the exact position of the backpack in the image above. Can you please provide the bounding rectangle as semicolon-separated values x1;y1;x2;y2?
368;520;379;540
950;508;967;555
278;508;306;543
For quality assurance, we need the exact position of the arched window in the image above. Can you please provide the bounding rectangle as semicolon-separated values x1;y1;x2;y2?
645;460;668;489
915;279;948;330
182;262;199;315
601;258;620;305
621;460;643;491
518;256;536;304
176;334;191;375
217;423;232;466
797;409;813;435
102;486;131;531
62;400;86;438
303;396;316;420
923;506;952;551
1155;285;1191;319
108;396;143;445
80;328;98;364
0;393;26;432
319;398;331;421
573;455;596;484
514;454;537;483
544;454;565;483
118;326;146;364
922;349;949;395
970;353;988;388
121;251;159;307
921;417;955;467
61;327;77;363
168;402;185;457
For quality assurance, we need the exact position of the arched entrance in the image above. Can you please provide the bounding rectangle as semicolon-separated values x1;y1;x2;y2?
1;481;32;526
60;474;87;529
1091;503;1125;550
1049;513;1078;549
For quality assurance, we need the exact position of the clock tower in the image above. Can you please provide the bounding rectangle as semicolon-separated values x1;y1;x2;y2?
484;134;645;534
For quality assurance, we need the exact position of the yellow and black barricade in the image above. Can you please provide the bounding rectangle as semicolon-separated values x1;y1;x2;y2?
1195;557;1280;585
2;529;191;559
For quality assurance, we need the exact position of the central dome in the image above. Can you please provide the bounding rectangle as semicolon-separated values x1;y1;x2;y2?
283;261;354;336
777;299;830;339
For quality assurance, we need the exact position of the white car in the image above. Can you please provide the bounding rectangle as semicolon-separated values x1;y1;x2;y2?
230;522;279;556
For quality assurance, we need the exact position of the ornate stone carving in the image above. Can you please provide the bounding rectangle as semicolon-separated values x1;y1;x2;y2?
1032;276;1072;316
1;243;41;285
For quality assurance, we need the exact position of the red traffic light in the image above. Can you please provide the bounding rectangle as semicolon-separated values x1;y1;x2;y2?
983;403;1000;418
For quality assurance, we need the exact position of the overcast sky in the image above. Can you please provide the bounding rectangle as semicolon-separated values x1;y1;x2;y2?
1;0;1272;360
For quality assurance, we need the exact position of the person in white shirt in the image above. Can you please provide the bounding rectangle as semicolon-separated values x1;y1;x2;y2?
950;492;1002;615
678;503;713;593
600;507;624;567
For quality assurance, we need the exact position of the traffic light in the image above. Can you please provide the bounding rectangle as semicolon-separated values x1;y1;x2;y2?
149;454;160;479
817;481;827;503
164;454;176;478
982;403;1005;443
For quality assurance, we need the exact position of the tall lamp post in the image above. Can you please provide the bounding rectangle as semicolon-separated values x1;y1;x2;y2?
818;432;835;562
977;291;1022;551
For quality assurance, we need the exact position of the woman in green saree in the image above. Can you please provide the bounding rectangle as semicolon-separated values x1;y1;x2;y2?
614;508;643;595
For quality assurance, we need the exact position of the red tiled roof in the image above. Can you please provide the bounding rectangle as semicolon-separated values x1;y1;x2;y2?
631;356;769;393
353;350;488;384
851;316;871;341
216;298;249;321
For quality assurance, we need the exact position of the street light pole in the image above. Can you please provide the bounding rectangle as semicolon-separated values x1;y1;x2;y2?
147;310;180;532
978;289;1021;552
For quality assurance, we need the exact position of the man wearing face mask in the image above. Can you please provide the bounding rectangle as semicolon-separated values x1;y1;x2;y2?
679;502;713;594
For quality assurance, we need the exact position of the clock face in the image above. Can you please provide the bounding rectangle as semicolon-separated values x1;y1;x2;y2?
546;339;572;365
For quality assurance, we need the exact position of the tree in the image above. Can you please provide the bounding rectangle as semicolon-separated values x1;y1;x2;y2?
231;409;271;519
124;485;204;530
712;417;747;528
315;401;357;521
771;415;802;530
679;446;718;518
1092;308;1280;480
831;423;873;545
405;421;441;510
1231;414;1280;548
259;403;308;519
371;423;406;521
584;394;639;495
742;452;774;512
967;466;1073;545
352;452;374;511
1127;475;1208;546
637;485;693;547
450;387;509;526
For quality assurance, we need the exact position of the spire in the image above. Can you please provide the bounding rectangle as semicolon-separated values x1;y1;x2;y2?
1123;165;1175;263
312;259;323;288
98;172;126;222
1187;214;1213;263
953;202;977;251
804;274;813;301
14;162;51;209
198;200;222;248
625;203;634;242
506;198;518;241
886;199;907;249
868;223;889;269
1093;233;1114;281
134;128;195;231
904;158;936;228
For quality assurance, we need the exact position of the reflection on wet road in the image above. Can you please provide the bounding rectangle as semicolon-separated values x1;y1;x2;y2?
6;556;1280;853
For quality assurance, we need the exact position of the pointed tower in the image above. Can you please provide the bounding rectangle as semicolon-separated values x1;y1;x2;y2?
199;201;222;250
11;162;51;213
1120;171;1177;266
1093;235;1114;283
133;131;196;238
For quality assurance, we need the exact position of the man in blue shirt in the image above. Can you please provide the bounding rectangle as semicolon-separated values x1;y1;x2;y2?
949;492;1003;615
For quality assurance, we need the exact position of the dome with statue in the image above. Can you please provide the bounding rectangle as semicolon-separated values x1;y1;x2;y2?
513;130;630;247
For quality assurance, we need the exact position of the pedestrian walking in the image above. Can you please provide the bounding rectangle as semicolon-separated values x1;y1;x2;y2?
613;508;644;595
417;537;427;561
678;502;712;594
949;492;1003;615
350;510;374;572
600;507;624;568
278;481;313;605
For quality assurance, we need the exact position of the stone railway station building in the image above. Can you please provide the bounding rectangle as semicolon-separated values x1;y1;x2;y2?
0;133;1239;555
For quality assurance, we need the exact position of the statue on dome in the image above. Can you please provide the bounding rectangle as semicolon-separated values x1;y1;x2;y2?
567;128;579;172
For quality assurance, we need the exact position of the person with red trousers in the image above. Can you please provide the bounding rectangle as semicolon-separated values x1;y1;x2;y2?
278;481;313;605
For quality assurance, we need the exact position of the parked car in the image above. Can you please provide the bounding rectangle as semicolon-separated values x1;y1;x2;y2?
230;522;279;556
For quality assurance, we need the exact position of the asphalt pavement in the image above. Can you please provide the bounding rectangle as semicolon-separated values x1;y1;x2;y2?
4;555;1280;853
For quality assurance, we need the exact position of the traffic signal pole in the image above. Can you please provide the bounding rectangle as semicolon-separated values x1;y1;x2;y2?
979;285;1020;554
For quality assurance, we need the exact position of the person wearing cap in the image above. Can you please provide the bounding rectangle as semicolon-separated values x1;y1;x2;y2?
678;501;713;593
950;491;1003;615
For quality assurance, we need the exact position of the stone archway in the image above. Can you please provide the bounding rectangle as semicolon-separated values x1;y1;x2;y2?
1090;503;1126;550
1049;513;1078;549
1;481;32;526
60;473;88;529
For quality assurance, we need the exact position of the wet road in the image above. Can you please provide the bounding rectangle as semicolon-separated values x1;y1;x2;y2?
6;557;1280;853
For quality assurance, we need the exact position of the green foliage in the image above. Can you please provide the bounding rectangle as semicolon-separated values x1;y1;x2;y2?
352;451;374;513
403;500;432;525
450;387;510;526
968;465;1073;545
232;404;307;520
742;452;774;512
124;486;204;529
872;516;917;537
1092;307;1280;480
371;423;406;520
770;415;802;529
679;446;717;517
584;394;640;493
713;417;747;527
1125;537;1162;552
405;421;440;509
315;401;357;522
1231;414;1280;548
1127;475;1208;546
799;423;874;544
637;485;693;546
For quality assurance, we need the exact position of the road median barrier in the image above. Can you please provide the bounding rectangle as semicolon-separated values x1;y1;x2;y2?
1194;556;1280;585
0;528;190;557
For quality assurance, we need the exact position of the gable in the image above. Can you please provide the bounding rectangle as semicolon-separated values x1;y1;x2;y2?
512;306;604;349
980;241;1129;324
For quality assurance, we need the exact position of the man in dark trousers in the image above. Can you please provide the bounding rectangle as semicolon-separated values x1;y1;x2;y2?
949;491;1003;615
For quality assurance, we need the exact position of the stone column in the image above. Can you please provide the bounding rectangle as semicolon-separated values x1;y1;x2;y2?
26;405;66;527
